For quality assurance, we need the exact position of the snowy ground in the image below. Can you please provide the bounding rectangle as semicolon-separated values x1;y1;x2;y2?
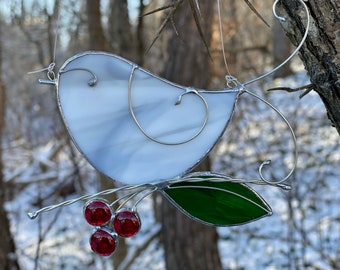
4;69;340;269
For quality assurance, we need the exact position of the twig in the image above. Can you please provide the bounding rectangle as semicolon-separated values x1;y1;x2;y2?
267;83;314;98
145;0;183;54
188;0;212;59
243;0;270;27
141;2;177;17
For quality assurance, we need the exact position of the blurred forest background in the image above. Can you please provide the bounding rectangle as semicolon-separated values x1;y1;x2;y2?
0;0;339;269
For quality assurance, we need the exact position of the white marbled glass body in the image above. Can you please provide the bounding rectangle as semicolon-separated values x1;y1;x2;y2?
57;52;238;185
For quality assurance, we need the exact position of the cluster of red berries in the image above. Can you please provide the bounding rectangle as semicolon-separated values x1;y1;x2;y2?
83;199;141;256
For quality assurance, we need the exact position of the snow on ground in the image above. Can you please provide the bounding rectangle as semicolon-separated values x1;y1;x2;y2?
4;70;340;269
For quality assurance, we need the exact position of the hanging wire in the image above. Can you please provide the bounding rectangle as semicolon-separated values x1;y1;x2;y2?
244;0;310;85
216;0;254;91
215;0;309;185
217;0;310;86
216;0;229;75
240;0;310;183
27;1;62;83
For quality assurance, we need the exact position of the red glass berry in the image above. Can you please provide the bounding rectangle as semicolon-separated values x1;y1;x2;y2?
113;209;141;237
84;199;112;226
90;229;118;256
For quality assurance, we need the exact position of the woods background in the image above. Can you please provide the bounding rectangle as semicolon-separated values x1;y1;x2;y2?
0;0;339;269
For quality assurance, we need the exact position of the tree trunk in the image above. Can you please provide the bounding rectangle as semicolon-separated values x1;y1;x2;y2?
108;0;134;59
162;159;222;270
161;1;222;270
0;16;21;270
86;0;107;51
273;17;292;78
136;0;146;65
278;0;340;134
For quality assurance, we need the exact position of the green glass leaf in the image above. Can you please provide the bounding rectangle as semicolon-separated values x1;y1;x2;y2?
162;173;272;226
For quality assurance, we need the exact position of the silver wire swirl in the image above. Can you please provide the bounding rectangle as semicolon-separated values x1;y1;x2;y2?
244;0;309;183
128;65;209;146
244;90;298;185
244;0;310;85
59;68;98;86
216;0;307;184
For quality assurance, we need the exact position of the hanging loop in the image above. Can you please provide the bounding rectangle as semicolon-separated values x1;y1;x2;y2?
29;62;57;85
272;0;286;22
